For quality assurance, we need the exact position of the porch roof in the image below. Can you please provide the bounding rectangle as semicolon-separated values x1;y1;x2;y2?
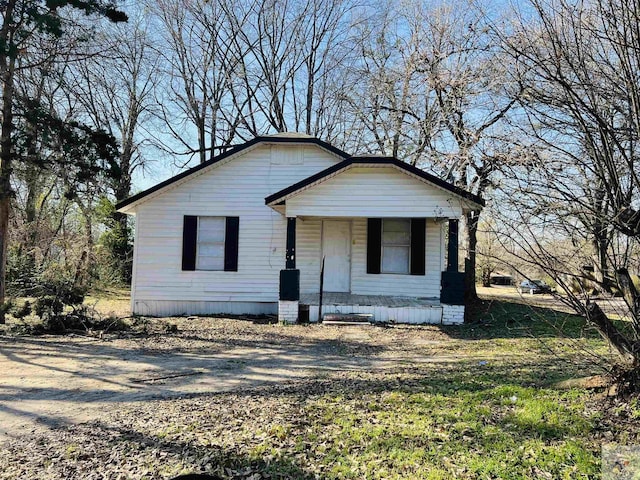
265;157;484;218
265;157;484;209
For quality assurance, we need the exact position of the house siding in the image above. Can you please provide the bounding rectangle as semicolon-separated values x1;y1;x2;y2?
285;167;465;218
131;144;341;315
298;218;323;294
134;301;277;317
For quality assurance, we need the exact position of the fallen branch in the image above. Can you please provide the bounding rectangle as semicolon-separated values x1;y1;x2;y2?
132;371;204;383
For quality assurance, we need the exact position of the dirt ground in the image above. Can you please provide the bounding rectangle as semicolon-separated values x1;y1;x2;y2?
0;286;623;445
0;317;463;443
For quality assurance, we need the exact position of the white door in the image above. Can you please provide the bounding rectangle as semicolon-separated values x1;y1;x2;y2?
322;220;351;292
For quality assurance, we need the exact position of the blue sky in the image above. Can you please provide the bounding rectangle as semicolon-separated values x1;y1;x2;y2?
126;0;528;196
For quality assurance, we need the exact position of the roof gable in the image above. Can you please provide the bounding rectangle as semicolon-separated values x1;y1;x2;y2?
116;135;349;212
265;157;485;208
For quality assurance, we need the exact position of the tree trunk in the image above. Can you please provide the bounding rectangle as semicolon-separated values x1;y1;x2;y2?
616;268;640;339
18;169;40;289
197;117;206;165
113;165;132;283
112;210;131;283
481;266;492;287
592;224;612;293
0;40;15;324
75;206;94;288
0;196;9;324
22;144;40;274
586;302;637;365
24;171;38;246
305;55;314;135
463;210;480;305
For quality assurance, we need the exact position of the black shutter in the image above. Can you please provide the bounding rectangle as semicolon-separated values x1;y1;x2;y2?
367;218;382;274
410;218;426;275
224;216;239;271
182;215;198;271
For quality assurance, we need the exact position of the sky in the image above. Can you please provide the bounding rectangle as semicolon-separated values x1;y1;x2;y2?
125;0;530;197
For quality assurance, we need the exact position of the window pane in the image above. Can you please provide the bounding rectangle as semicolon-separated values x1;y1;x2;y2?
198;217;225;242
381;219;411;274
383;219;410;233
382;246;410;274
197;254;224;270
198;243;224;257
383;230;410;245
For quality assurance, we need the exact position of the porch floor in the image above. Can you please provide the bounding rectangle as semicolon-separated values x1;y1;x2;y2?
300;292;440;307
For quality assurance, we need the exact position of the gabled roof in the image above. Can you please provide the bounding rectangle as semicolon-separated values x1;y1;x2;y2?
116;134;349;211
264;157;485;208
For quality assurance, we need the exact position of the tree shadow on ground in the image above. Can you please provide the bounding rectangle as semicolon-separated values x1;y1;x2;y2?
0;325;386;367
0;327;391;435
0;355;610;479
0;300;614;444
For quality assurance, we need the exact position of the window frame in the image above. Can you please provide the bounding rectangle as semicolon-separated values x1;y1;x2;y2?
195;216;226;271
381;218;411;275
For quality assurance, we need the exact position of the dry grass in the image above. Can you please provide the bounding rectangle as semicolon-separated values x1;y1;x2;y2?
84;287;131;318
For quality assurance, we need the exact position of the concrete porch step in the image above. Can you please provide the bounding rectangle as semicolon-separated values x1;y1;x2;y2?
322;313;374;325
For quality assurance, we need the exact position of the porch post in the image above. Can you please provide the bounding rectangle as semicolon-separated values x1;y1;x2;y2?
441;218;465;324
447;219;459;272
279;216;299;323
286;217;296;269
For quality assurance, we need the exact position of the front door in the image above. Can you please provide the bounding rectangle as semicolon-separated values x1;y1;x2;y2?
322;220;351;292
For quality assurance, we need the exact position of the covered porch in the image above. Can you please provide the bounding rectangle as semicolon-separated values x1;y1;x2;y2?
265;157;483;325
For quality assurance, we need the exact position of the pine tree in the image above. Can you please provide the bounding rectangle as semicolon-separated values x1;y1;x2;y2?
0;0;126;322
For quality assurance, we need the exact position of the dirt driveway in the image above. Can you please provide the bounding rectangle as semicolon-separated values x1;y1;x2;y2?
0;318;460;443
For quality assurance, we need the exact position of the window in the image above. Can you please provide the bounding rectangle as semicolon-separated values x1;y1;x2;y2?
367;218;425;276
381;218;411;274
196;217;225;270
182;215;239;272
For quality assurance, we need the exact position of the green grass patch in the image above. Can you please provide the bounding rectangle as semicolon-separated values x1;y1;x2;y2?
257;371;600;479
461;299;594;339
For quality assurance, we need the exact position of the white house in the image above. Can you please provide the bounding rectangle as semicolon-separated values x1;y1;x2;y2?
116;133;484;324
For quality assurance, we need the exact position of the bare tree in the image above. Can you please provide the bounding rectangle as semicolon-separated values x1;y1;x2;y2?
69;15;160;281
10;39;67;287
343;1;518;304
343;3;441;162
291;0;356;137
152;0;240;164
223;0;317;136
422;2;519;303
152;0;360;162
498;0;640;384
